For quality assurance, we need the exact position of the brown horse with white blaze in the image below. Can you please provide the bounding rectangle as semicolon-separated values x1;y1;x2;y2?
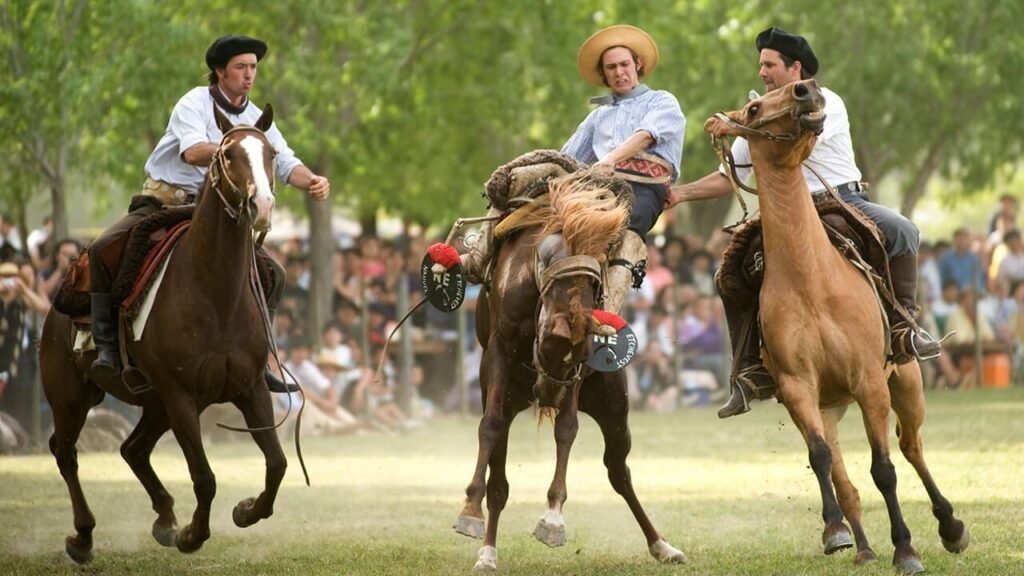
453;173;687;573
39;104;286;563
707;79;968;574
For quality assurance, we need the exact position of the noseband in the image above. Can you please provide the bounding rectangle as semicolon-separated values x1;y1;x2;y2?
207;126;275;224
532;254;603;388
712;104;806;143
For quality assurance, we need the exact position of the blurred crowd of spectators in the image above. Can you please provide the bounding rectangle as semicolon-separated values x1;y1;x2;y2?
1;194;1021;447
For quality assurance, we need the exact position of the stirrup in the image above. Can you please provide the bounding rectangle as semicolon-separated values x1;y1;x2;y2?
718;380;751;419
891;324;942;364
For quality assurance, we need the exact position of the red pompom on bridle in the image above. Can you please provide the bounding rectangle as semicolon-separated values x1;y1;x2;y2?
592;309;626;331
428;243;461;270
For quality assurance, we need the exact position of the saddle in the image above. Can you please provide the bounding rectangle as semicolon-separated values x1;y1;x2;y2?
716;193;911;326
52;206;278;322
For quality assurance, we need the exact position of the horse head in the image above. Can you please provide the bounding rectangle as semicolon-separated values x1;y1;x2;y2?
707;79;825;169
210;104;277;232
532;233;607;407
529;174;630;408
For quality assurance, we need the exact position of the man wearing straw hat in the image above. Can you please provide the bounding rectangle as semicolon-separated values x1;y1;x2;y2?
562;24;686;314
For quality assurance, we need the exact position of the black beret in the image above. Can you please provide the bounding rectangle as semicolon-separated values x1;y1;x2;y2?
755;27;818;76
205;35;267;70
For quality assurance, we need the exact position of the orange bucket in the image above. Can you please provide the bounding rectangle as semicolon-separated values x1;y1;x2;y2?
958;353;1011;388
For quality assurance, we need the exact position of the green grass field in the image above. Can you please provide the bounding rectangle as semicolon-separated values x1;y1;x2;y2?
1;388;1022;575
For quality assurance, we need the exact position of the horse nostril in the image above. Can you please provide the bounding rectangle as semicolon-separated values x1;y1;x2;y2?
793;82;809;99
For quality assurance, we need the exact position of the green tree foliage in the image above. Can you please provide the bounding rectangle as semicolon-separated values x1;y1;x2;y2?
3;0;1023;243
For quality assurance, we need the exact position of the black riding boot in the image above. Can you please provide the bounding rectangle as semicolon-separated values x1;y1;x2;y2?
718;296;776;419
90;293;122;376
889;254;941;362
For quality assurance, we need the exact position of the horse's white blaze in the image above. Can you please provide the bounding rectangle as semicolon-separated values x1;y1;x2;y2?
239;135;275;227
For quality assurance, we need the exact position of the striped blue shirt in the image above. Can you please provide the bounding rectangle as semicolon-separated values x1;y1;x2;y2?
561;84;686;181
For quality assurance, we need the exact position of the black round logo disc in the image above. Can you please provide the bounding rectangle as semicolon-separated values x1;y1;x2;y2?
420;254;466;312
585;323;638;372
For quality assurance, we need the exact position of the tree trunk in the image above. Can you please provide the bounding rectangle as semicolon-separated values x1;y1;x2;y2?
305;195;334;348
51;177;68;243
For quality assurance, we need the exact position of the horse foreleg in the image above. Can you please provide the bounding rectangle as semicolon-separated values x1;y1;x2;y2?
777;378;852;556
583;372;687;564
231;390;287;528
888;364;968;554
473;401;521;574
162;396;216;554
533;386;581;548
859;390;924;574
455;344;509;541
822;405;874;563
120;406;177;547
48;399;97;564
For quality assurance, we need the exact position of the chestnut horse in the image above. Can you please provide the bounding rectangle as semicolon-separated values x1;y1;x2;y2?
708;80;968;573
453;173;687;572
39;105;286;563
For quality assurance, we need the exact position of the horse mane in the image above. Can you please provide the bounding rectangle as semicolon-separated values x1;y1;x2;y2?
516;172;630;259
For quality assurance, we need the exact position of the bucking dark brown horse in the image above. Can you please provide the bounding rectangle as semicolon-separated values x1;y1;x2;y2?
453;173;687;573
39;105;287;563
707;80;968;574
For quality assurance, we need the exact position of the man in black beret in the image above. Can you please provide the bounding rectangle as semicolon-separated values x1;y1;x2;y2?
87;35;330;394
668;27;938;418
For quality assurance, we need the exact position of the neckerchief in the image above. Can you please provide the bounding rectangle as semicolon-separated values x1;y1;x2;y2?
589;84;651;106
208;85;249;116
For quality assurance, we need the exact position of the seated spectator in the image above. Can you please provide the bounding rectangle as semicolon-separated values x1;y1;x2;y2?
278;337;358;436
347;346;412;431
688;250;717;297
931;280;960;334
677;296;726;389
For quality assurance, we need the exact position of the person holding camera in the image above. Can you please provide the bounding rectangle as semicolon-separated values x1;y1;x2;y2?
0;261;50;430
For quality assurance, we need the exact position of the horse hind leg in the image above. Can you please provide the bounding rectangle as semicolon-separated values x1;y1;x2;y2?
533;387;580;548
859;392;925;574
822;405;876;564
120;407;178;547
48;398;98;564
888;364;969;553
583;372;687;565
229;391;287;528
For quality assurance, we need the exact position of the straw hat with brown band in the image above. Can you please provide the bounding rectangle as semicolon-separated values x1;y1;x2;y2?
0;262;19;277
577;25;659;88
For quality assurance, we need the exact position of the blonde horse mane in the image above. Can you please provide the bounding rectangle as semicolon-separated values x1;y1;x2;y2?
514;172;630;259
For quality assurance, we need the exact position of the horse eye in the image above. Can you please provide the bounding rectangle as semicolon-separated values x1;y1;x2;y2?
748;105;760;117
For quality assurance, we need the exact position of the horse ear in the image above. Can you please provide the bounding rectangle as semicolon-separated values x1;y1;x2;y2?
214;105;234;134
255;103;274;132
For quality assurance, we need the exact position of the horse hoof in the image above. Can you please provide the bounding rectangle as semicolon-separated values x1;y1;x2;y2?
175;524;206;554
824;528;854;555
649;539;688;564
233;497;258;528
942;524;970;553
454;515;485;540
532;512;566;548
64;535;94;564
472;545;498;573
895;557;925;574
152;522;179;548
854;548;877;565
